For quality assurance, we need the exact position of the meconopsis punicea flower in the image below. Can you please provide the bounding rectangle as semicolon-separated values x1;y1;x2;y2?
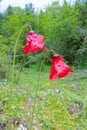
23;30;74;81
49;54;74;81
23;31;46;54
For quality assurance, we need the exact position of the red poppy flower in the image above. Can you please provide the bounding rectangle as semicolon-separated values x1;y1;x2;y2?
50;54;74;81
24;31;46;54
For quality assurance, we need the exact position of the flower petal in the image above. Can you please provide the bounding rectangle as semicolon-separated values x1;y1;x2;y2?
23;42;30;54
24;31;46;54
50;65;58;81
49;54;74;81
55;61;74;78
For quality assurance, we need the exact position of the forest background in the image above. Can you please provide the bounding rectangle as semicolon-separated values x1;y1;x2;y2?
0;0;87;79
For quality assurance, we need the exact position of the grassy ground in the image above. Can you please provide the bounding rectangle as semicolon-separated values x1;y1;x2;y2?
0;69;87;130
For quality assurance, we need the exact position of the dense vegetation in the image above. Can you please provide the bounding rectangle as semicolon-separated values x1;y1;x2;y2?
0;0;87;79
0;69;87;130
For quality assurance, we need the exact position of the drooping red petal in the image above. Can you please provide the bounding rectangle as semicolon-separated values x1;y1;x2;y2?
29;40;37;52
23;42;30;54
24;31;46;54
36;35;44;49
50;65;58;81
49;54;74;81
55;61;74;78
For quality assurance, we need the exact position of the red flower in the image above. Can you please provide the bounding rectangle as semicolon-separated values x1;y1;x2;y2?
24;31;46;54
50;54;74;81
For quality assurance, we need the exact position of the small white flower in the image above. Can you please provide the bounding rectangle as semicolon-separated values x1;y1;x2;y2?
17;124;27;130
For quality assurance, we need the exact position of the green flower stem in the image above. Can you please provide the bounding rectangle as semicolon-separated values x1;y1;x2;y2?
11;24;32;85
30;51;49;130
8;24;32;129
30;49;56;130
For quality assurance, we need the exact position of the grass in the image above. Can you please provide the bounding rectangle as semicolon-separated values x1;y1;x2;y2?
0;68;87;130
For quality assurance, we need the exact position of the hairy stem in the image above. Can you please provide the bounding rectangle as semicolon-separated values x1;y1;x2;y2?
30;49;56;130
30;51;49;130
8;24;32;130
11;24;32;84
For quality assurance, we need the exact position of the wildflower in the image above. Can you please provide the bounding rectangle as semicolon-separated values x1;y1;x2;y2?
46;83;50;87
21;119;25;125
18;124;27;130
49;54;74;81
27;98;31;104
24;31;46;54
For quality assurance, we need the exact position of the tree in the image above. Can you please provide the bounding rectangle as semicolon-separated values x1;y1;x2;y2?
24;3;35;15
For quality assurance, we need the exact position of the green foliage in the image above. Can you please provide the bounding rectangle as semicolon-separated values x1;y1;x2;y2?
76;0;87;29
0;0;87;78
0;44;11;79
36;0;87;67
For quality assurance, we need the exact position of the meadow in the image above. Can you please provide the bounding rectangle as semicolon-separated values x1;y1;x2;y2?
0;68;87;130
